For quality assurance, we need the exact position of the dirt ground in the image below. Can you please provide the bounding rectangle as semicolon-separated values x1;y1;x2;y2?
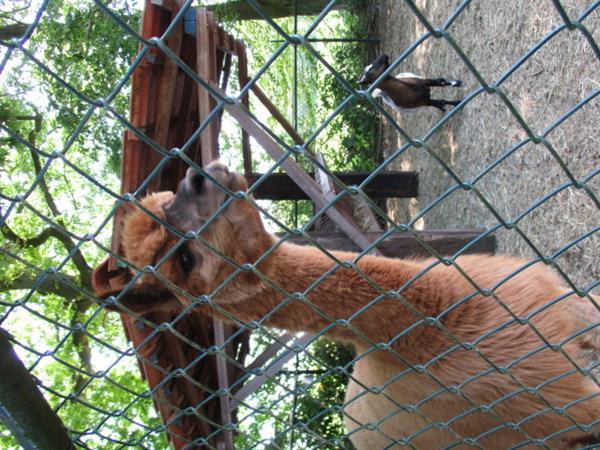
371;0;599;292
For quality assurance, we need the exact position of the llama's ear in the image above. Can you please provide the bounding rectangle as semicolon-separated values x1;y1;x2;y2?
224;172;252;224
228;197;258;225
230;172;248;192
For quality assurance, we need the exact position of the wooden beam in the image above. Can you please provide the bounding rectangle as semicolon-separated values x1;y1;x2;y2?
237;41;252;176
250;83;313;155
223;95;378;252
281;230;496;257
213;319;234;450
243;333;294;374
247;171;418;200
230;334;314;410
196;8;219;165
153;16;184;149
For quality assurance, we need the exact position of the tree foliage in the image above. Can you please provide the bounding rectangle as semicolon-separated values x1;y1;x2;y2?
0;1;168;448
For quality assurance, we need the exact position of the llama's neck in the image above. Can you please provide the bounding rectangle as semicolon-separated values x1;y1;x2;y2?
218;239;433;351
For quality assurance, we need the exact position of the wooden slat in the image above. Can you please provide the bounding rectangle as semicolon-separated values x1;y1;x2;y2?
213;319;234;450
250;83;313;155
223;93;379;252
196;8;219;165
281;230;496;257
243;333;294;373
246;171;418;200
237;41;252;176
153;17;184;149
230;334;314;410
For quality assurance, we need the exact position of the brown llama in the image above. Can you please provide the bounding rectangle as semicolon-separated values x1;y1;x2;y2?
100;161;599;449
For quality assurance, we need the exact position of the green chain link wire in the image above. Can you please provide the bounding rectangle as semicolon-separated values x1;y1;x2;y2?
0;0;598;448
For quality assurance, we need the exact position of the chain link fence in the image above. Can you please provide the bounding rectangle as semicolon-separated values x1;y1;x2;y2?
0;0;598;449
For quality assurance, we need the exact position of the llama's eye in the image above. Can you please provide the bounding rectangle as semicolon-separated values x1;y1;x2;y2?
179;249;195;272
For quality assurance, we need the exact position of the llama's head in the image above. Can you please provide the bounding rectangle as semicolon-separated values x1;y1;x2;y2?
111;161;271;314
358;54;390;86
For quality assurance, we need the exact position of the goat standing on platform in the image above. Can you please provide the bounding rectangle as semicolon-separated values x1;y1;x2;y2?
359;54;463;112
101;162;599;449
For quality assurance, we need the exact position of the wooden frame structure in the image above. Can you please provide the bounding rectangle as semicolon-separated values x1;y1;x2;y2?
95;2;251;448
92;1;495;448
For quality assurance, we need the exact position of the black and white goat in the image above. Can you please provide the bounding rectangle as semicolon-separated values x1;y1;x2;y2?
358;54;463;112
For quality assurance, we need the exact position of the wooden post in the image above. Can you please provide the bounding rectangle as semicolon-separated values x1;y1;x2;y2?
237;41;252;176
213;319;234;450
196;8;219;166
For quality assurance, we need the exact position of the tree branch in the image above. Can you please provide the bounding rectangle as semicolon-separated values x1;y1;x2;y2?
69;300;93;394
1;222;56;247
3;96;96;397
5;114;93;287
0;23;29;41
0;269;81;299
0;218;93;289
24;114;61;217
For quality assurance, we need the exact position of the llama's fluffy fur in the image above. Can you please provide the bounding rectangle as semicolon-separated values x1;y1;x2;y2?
116;162;599;449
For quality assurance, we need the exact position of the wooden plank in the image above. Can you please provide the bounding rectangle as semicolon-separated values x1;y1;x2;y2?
244;333;294;373
213;319;234;450
246;171;418;200
221;91;380;253
313;152;359;235
153;16;184;149
250;83;313;155
196;8;219;165
230;334;314;410
315;154;334;198
237;41;252;176
280;230;496;257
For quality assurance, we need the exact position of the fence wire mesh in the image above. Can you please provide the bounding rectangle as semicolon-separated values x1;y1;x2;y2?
0;0;599;449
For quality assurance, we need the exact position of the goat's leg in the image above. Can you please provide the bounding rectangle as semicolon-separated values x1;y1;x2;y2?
428;98;462;111
424;78;462;87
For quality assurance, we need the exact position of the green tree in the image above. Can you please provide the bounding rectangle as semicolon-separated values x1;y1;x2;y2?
1;1;167;448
